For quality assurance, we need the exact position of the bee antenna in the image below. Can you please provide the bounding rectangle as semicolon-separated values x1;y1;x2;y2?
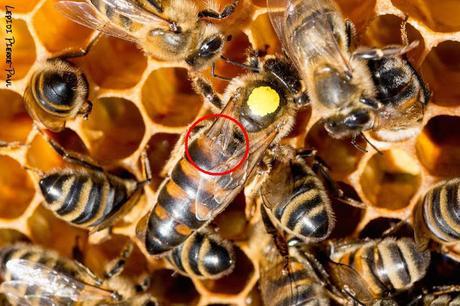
219;55;260;72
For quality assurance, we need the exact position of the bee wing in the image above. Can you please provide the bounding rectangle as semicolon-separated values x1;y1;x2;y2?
99;0;172;26
327;260;374;304
259;158;295;210
260;243;327;305
194;99;278;221
0;281;72;306
56;1;140;42
267;0;351;76
3;259;115;303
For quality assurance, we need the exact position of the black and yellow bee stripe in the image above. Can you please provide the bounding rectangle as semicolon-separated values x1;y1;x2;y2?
420;178;460;244
166;231;234;279
39;169;139;230
423;293;460;305
145;134;244;255
337;238;430;297
272;162;333;242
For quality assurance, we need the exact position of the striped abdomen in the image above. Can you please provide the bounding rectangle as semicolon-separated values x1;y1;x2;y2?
420;178;460;244
145;135;244;255
337;238;430;297
39;169;138;230
166;231;234;279
261;259;330;306
272;162;333;242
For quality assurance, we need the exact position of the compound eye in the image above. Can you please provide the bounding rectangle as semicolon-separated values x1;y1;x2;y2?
344;109;371;128
43;71;78;107
199;37;223;57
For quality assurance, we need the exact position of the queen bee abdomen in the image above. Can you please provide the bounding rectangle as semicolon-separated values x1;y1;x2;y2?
39;169;139;230
143;132;245;255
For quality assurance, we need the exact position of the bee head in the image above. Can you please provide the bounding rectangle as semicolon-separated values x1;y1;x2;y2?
324;108;375;138
185;32;225;70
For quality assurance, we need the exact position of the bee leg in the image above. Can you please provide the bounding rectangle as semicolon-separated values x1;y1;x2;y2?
198;0;239;20
51;32;101;60
352;40;419;61
190;73;224;109
381;219;410;237
345;20;356;50
430;285;460;296
37;128;104;173
78;100;93;120
137;150;152;187
72;235;85;264
103;242;134;279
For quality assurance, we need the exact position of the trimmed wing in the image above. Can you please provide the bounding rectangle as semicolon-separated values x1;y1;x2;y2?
193;97;278;221
99;0;171;25
1;259;115;303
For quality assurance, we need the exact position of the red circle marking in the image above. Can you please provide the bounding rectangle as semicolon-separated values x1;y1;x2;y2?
184;113;250;176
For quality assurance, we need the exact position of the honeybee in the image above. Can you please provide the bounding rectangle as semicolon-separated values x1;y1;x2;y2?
24;39;97;132
136;52;308;256
29;130;151;233
257;144;364;244
166;230;235;279
413;178;460;251
0;243;157;305
268;0;430;144
326;237;431;304
56;0;239;70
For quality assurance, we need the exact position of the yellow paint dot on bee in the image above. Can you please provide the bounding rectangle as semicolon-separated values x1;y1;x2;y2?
247;86;280;116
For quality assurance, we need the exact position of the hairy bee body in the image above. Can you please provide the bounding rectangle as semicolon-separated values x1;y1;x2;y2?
138;56;307;255
414;178;460;248
0;243;157;305
39;168;141;231
260;146;334;242
166;230;235;279
58;0;233;70
24;58;90;132
331;237;431;298
269;0;430;141
367;56;431;141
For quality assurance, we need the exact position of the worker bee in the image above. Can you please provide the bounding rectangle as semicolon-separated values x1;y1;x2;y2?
136;52;308;256
24;38;97;132
268;0;430;145
257;144;364;244
0;243;157;305
413;178;460;251
326;237;431;304
56;0;239;70
166;230;235;279
29;130;151;233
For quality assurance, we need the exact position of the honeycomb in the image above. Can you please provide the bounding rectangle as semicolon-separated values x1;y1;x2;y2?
0;0;459;304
